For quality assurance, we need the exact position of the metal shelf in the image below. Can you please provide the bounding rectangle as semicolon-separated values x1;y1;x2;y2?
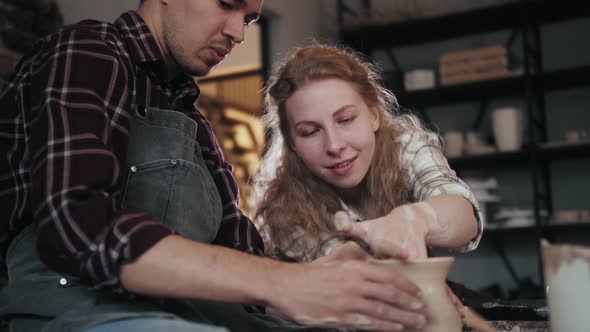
447;141;590;169
340;0;590;49
394;66;590;108
486;221;590;233
543;222;590;231
539;141;590;161
448;150;530;169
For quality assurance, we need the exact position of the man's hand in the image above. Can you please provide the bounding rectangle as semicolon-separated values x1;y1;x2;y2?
265;244;428;331
333;206;430;260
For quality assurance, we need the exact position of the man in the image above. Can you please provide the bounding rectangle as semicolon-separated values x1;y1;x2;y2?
0;1;427;331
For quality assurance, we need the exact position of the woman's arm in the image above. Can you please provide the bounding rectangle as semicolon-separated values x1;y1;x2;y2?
334;194;477;259
333;130;482;259
413;194;478;250
400;130;483;253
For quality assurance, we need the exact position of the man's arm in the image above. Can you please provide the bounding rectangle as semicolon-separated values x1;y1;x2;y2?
121;234;429;331
29;27;173;288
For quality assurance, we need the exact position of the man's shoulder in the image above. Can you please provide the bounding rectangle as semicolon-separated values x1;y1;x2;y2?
55;19;125;49
21;18;133;72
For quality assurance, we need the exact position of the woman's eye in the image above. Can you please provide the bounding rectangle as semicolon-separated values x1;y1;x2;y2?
218;0;234;10
340;117;354;124
301;129;318;137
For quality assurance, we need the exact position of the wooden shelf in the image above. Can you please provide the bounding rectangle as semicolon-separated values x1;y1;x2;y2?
341;0;590;49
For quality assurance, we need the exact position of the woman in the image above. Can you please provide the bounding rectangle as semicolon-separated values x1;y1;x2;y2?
252;43;483;262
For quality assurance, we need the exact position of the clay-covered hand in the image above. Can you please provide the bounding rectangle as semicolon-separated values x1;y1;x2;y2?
315;241;369;262
447;286;465;311
449;287;497;332
266;253;428;331
333;203;435;259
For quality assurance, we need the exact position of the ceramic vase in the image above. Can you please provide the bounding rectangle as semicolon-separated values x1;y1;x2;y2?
492;107;523;151
443;131;464;158
372;257;461;332
541;239;590;332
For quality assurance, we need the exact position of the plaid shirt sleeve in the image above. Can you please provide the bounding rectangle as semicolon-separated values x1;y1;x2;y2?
27;28;173;289
399;131;484;252
193;112;265;256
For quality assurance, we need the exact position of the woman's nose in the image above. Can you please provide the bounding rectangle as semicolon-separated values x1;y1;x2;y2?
325;130;346;155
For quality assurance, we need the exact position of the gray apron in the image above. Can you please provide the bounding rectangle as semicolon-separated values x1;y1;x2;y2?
0;102;312;332
122;104;223;244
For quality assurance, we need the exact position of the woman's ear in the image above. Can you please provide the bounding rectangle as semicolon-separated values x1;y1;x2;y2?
286;135;301;158
370;107;380;132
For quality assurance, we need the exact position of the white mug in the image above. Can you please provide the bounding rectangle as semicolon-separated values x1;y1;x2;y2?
541;240;590;332
492;107;523;151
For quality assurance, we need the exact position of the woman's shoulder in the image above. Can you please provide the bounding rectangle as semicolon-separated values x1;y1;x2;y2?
396;128;441;149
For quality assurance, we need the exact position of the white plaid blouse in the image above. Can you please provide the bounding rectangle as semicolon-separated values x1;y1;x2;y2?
286;130;483;261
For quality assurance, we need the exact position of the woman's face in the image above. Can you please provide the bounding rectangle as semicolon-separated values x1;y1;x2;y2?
285;78;380;192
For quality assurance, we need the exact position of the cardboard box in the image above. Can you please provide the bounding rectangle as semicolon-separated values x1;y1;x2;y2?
440;68;511;86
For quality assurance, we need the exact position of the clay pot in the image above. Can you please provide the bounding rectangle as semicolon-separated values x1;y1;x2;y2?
372;257;461;332
541;239;590;332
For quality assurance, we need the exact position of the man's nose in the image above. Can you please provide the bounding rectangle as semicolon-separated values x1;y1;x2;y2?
222;14;245;44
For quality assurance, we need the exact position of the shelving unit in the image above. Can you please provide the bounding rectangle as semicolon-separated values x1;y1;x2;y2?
338;0;590;299
487;221;590;233
447;141;590;169
392;65;590;108
339;1;590;49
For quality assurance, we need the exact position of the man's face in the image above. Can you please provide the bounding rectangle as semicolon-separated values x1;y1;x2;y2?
161;0;263;77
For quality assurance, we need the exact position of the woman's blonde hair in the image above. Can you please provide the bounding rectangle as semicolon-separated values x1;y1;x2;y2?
251;43;436;261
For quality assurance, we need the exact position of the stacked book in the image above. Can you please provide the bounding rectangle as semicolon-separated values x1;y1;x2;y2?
439;45;511;86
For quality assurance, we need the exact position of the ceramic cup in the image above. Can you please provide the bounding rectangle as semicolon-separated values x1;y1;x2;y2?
443;131;464;158
371;257;461;332
492;107;523;151
541;239;590;332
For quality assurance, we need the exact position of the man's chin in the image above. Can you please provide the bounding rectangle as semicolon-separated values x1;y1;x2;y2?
181;62;214;78
190;68;212;78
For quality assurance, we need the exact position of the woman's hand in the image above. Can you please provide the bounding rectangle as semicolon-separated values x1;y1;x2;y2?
333;204;433;259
